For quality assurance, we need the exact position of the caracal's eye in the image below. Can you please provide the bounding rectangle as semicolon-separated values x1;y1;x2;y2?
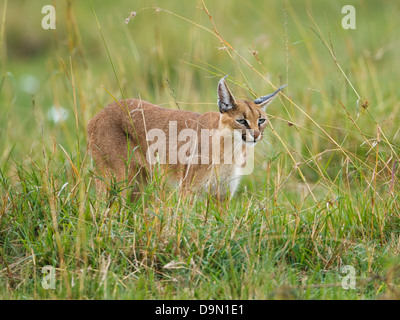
258;118;266;125
236;118;248;126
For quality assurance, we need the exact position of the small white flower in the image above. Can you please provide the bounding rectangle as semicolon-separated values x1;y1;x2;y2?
47;105;69;123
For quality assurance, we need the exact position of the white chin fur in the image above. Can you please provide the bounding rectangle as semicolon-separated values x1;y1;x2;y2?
243;140;258;146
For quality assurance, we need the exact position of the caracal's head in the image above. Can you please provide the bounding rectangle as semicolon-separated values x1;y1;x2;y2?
217;76;285;146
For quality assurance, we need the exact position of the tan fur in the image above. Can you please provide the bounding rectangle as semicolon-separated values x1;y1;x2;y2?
87;78;282;201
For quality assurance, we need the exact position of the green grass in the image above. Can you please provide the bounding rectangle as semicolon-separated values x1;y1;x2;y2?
1;0;400;299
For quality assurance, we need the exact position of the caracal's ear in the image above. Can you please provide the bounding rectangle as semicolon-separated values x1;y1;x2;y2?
254;84;287;110
217;76;237;113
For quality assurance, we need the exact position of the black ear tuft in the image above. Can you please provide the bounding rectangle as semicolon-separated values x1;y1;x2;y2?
254;84;286;110
217;76;236;113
